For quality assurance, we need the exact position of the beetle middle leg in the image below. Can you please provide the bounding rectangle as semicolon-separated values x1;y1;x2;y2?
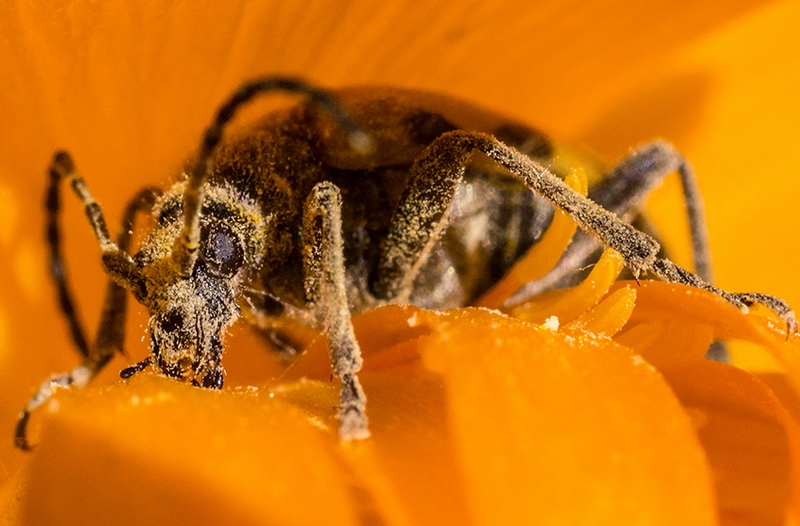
371;131;797;335
15;155;159;449
303;181;369;440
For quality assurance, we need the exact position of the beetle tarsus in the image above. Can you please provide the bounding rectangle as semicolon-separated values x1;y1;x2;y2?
338;373;370;440
14;411;32;451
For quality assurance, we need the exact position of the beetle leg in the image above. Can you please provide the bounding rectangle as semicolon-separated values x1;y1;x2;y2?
45;152;91;358
591;141;737;358
592;141;736;358
374;131;660;302
509;141;713;304
372;131;797;336
240;289;321;358
15;367;89;450
590;140;714;282
16;185;159;450
303;181;369;440
505;141;732;360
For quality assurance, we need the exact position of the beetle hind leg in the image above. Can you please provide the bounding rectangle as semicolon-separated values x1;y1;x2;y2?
733;292;798;337
371;131;796;339
508;141;733;359
373;131;662;302
509;141;715;303
303;181;369;440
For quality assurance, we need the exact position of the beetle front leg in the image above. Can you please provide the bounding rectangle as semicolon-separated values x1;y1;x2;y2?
303;181;369;440
15;177;159;450
50;151;148;299
16;258;139;450
16;363;97;450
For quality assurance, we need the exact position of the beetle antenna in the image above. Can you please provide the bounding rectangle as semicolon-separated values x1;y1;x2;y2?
173;76;374;274
46;152;91;357
119;356;154;379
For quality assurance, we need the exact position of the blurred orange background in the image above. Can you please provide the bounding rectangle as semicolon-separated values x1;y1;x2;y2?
0;0;798;483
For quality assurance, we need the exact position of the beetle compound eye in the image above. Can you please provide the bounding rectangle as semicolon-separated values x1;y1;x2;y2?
161;309;185;333
200;223;244;278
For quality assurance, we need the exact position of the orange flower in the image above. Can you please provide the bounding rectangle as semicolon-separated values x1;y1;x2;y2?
1;1;799;524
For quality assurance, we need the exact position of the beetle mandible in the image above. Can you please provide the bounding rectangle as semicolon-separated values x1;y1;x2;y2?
15;76;797;449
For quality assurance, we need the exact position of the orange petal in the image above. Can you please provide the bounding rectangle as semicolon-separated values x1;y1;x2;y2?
611;281;800;383
280;304;433;382
510;248;625;325
664;360;800;524
611;281;788;344
1;1;796;522
615;320;715;371
564;285;637;337
417;308;716;525
21;376;359;526
475;167;587;309
275;371;474;526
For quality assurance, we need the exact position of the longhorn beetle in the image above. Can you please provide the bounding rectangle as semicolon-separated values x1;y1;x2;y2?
16;77;797;449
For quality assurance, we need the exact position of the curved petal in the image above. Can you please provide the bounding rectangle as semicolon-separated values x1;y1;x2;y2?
21;376;359;526
564;286;638;337
417;308;716;525
510;249;625;325
664;360;800;525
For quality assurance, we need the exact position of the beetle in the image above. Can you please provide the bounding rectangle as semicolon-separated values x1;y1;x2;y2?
15;76;797;449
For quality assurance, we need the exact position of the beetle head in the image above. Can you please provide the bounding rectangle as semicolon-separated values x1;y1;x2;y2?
131;182;267;388
150;220;246;387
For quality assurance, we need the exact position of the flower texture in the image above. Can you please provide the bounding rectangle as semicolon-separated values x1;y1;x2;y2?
0;1;799;525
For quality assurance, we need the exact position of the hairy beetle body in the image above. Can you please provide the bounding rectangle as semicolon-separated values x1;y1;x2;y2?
15;78;796;449
208;88;559;312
